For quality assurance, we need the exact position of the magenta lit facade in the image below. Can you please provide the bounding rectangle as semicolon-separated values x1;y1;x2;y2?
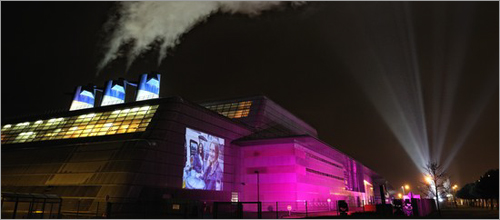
2;95;388;216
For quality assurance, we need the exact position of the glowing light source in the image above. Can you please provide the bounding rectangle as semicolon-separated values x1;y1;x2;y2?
405;184;410;190
70;85;96;111
20;132;34;135
1;105;158;144
327;198;331;203
398;193;402;198
101;80;126;106
425;176;433;184
136;73;160;101
17;122;29;126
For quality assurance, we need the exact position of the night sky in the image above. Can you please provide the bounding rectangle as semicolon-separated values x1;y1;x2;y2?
2;2;498;192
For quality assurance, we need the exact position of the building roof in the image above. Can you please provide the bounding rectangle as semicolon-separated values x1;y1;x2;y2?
1;96;252;146
199;95;318;138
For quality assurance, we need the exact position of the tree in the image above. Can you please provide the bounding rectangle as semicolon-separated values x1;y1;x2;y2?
422;162;447;216
456;169;499;209
456;183;478;206
475;169;499;209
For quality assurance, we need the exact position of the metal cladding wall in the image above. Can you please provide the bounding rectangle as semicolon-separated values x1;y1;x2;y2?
1;97;253;217
235;136;380;210
144;97;252;201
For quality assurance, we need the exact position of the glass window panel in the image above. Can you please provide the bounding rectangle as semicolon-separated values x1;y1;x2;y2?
2;105;157;144
125;115;135;120
79;133;89;137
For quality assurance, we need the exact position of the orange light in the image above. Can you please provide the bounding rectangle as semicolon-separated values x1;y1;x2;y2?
398;193;402;198
425;176;433;184
404;185;410;190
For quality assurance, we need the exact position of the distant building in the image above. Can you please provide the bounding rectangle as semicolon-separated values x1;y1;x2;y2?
2;95;389;218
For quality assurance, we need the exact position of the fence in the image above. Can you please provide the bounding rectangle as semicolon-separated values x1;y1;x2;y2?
1;192;63;219
104;199;365;219
104;200;204;219
211;199;370;219
1;197;372;219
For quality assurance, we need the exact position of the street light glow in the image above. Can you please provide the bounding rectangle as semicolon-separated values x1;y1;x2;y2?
425;176;433;184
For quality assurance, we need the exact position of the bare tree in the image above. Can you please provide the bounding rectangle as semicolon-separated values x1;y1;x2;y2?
422;162;447;216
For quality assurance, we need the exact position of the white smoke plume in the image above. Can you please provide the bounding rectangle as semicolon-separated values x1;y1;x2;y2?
97;1;299;74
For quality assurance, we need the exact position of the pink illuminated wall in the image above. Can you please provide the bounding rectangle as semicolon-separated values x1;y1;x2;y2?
236;136;378;211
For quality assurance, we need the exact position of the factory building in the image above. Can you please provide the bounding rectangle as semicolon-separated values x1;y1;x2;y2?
1;76;389;218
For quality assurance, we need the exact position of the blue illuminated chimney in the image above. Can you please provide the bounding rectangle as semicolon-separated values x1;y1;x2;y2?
101;79;126;106
69;84;96;111
136;73;161;101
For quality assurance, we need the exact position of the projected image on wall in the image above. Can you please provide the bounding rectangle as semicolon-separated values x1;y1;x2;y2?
183;128;225;191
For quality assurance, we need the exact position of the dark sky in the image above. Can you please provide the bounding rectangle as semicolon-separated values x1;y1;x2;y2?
2;2;498;192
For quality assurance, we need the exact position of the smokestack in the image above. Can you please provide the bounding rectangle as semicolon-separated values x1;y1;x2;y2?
69;84;96;111
101;79;126;106
136;73;161;101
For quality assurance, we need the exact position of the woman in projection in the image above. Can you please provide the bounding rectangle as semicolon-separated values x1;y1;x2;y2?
193;143;204;174
203;141;223;190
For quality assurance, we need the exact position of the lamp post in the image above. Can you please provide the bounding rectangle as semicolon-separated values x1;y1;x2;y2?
401;184;409;195
254;171;260;203
327;199;331;211
452;185;458;208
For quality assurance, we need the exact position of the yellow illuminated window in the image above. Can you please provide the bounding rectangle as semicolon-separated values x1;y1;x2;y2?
1;105;158;145
205;101;252;119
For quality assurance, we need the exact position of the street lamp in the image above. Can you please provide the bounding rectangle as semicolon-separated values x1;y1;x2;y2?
452;185;458;207
254;171;260;203
425;176;433;184
327;198;331;211
398;193;402;199
401;184;410;199
401;184;409;197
